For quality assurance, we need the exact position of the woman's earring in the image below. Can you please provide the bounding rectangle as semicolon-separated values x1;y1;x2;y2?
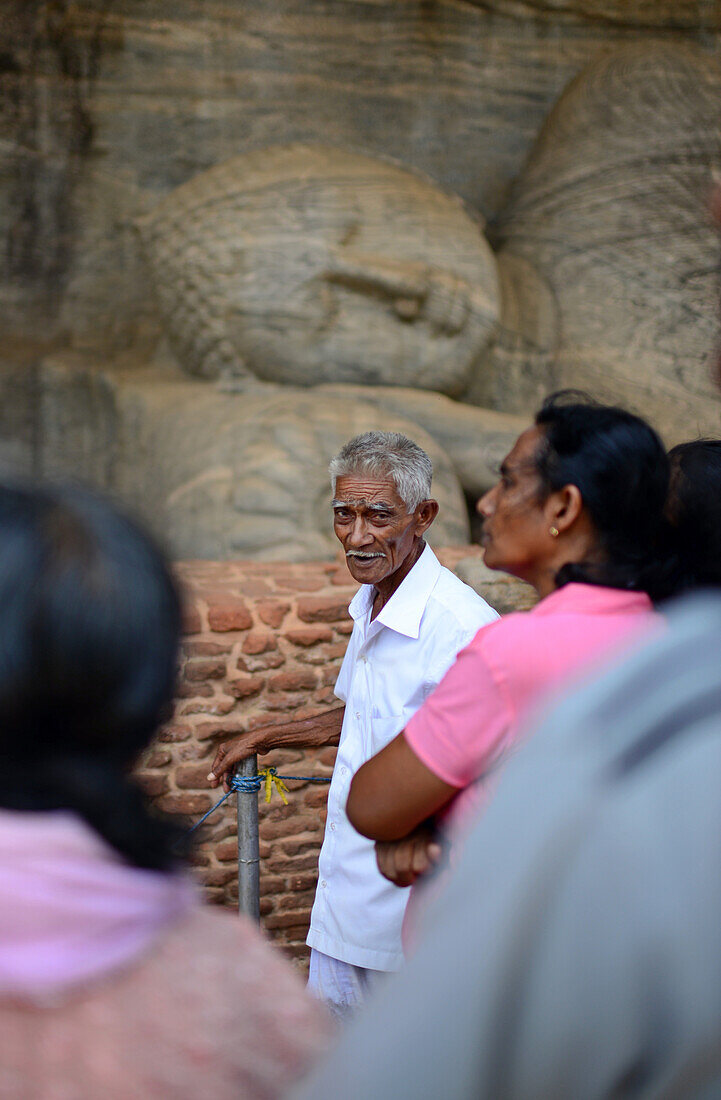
549;526;559;538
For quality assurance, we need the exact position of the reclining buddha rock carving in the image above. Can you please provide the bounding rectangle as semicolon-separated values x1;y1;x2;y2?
137;144;501;397
105;40;720;560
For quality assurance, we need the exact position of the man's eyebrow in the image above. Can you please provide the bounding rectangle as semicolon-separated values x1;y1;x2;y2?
332;498;396;511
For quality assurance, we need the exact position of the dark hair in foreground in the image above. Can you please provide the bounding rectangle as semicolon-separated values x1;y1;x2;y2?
0;481;185;870
534;392;675;601
667;439;721;590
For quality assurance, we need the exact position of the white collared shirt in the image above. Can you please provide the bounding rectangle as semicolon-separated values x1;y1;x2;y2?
306;545;499;971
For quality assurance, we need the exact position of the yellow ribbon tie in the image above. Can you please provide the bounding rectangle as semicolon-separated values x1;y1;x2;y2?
260;767;289;805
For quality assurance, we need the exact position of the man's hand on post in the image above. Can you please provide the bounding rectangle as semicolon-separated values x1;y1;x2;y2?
206;706;345;791
208;731;274;791
374;825;445;888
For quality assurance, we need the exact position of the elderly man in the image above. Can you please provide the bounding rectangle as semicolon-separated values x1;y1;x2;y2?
208;430;497;1019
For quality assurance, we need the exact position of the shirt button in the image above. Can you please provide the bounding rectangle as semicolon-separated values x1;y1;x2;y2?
355;712;361;720
320;880;327;888
340;767;347;775
330;822;336;831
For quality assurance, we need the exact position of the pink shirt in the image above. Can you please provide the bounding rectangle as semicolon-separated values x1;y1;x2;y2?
405;583;661;837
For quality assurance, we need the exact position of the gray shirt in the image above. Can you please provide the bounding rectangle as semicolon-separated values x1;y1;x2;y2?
296;593;721;1099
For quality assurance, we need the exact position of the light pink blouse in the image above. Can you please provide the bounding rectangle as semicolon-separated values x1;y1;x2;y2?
405;583;662;836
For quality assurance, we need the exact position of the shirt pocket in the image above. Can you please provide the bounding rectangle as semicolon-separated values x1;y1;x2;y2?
367;714;408;758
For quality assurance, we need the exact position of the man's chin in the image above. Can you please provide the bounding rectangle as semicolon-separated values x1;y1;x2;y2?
345;556;388;583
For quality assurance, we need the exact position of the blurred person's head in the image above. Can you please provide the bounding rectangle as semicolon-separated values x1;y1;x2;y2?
0;481;184;869
666;439;721;590
477;391;672;600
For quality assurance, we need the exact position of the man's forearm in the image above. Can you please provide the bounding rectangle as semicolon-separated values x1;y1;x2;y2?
270;705;345;749
208;705;344;786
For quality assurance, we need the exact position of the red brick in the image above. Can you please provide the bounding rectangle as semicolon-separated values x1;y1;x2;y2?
175;681;214;698
187;851;211;867
227;674;264;699
215;839;238;862
260;815;318;839
134;771;169;797
256;600;290;628
277;889;316;910
240;580;272;597
203;889;227;906
274;575;326;592
286;626;333;647
263;911;312;930
207;598;252;632
157;792;213;815
303;787;330;808
196;719;246;740
176;762;218;789
262;693;305;712
335;621;354;635
297;596;351;624
183;658;227;681
141;748;172;768
318;747;338;767
183;641;231;657
259;897;274;917
268;670;318;692
241;629;277;655
313;688;339;706
289;873;318;892
181;699;236;726
158;724;192;743
179;699;235;717
236;652;284;672
263;748;304;767
267;852;320;873
201;867;237;887
259;874;286;894
181;602;202;634
175;742;213;762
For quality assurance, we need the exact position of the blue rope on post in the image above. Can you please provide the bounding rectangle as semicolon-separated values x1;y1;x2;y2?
185;768;331;839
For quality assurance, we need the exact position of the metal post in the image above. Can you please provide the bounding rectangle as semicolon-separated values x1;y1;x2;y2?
236;754;260;921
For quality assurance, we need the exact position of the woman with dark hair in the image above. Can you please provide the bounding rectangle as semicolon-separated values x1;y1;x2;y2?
347;392;671;899
666;439;721;591
0;482;328;1098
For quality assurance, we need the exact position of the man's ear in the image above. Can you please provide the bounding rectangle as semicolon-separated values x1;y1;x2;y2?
547;484;584;533
414;499;439;534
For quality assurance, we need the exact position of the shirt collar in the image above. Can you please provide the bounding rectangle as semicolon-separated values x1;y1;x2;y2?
532;582;654;617
347;544;442;638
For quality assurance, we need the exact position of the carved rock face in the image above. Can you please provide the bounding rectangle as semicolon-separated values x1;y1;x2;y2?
138;144;500;397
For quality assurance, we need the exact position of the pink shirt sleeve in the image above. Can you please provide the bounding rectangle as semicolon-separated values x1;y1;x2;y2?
404;630;515;789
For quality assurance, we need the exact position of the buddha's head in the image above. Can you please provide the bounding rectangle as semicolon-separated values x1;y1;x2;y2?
139;144;500;396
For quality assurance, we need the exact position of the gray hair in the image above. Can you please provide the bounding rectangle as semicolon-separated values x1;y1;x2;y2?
329;431;433;510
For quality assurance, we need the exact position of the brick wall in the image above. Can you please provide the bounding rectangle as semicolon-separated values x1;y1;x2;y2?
135;549;534;970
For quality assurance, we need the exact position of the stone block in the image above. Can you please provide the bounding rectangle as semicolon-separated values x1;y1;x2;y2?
286;626;334;647
207;598;252;632
297;597;351;624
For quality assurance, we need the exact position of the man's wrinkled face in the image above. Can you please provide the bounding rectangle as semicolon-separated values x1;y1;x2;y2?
333;475;421;586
